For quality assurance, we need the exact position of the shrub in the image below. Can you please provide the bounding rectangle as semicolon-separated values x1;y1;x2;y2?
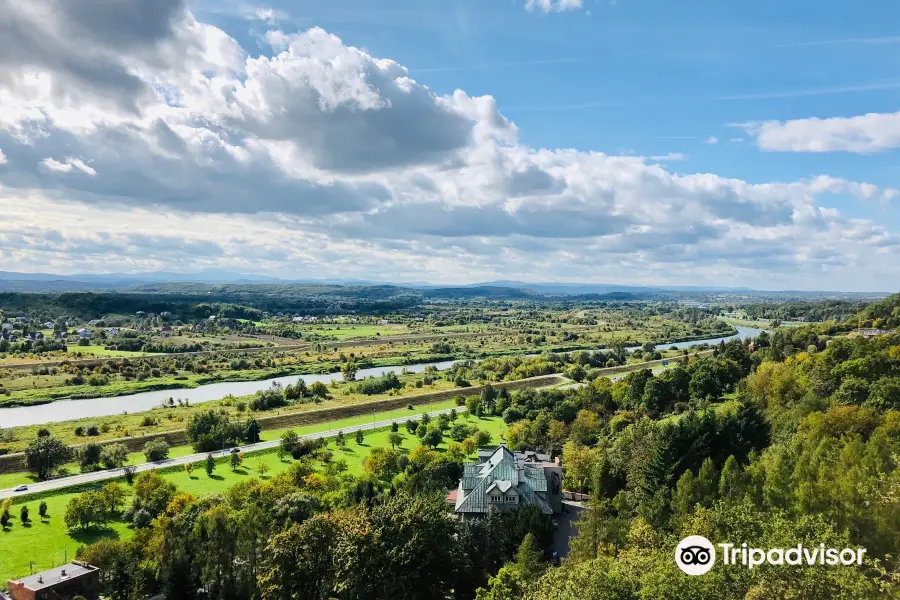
143;439;170;462
74;426;85;437
86;424;100;436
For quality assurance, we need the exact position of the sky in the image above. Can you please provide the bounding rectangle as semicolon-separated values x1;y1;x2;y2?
0;0;898;291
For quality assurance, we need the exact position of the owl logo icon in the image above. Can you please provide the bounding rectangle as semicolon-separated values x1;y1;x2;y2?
675;536;716;575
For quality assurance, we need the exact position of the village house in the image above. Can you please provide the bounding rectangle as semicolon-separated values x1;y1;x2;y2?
448;445;563;521
160;324;173;337
76;328;91;338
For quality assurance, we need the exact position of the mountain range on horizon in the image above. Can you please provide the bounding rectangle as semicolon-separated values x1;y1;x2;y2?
0;271;891;297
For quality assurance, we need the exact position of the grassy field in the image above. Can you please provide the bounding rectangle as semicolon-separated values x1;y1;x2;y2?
300;324;410;339
0;413;507;582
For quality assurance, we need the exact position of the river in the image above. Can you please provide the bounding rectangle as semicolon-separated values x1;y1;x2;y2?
0;326;763;428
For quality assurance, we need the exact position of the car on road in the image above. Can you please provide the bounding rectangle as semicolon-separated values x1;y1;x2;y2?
13;485;28;492
230;447;240;453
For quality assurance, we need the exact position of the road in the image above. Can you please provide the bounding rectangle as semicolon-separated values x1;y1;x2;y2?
0;405;469;499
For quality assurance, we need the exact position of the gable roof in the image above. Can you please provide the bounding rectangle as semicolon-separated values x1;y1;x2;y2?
454;446;553;515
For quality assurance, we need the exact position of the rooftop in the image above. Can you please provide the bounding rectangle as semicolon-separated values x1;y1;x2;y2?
10;562;98;592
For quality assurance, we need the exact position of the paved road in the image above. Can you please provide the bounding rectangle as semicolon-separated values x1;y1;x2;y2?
0;406;469;499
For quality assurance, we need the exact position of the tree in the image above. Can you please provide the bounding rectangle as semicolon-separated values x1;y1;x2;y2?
122;465;136;484
341;359;358;382
245;419;262;444
466;395;483;418
363;447;406;481
309;381;329;398
462;437;477;455
470;429;490;448
391;421;399;432
258;462;270;477
280;430;299;458
0;509;9;529
79;442;104;472
231;451;242;471
19;504;29;524
335;431;346;448
38;501;48;520
100;482;126;515
25;435;71;479
100;443;128;469
206;453;216;476
143;438;170;462
355;429;365;445
185;462;194;477
388;431;403;450
423;427;443;449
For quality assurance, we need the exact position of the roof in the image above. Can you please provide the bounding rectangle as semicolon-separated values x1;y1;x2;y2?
12;562;98;592
454;446;554;515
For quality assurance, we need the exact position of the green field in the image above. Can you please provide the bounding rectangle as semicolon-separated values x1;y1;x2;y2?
0;411;507;582
300;324;410;339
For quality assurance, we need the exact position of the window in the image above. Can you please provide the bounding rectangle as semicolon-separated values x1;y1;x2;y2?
490;495;501;503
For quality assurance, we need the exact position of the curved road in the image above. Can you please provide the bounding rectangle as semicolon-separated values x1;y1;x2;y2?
0;405;470;499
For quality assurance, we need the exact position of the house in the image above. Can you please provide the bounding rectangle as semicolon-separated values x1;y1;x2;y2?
377;319;390;325
0;324;13;332
292;316;304;323
859;328;890;338
87;320;102;327
159;325;173;337
42;322;54;329
448;445;563;521
106;328;119;336
160;311;171;318
34;332;44;341
6;561;100;600
208;315;217;321
14;317;27;324
76;328;91;338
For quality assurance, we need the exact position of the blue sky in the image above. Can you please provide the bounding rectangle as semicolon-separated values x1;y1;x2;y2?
199;0;900;220
0;0;898;290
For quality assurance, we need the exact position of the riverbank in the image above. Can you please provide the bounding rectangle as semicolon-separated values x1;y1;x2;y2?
0;325;740;410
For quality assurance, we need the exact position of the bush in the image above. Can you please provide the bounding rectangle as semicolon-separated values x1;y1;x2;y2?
100;443;129;469
74;426;85;437
79;442;104;472
86;424;100;436
143;439;170;462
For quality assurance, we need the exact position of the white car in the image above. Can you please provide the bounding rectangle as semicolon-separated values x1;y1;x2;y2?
13;485;28;492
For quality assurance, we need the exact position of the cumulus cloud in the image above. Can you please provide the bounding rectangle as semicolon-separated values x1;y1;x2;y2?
526;0;585;12
0;0;896;290
743;111;900;153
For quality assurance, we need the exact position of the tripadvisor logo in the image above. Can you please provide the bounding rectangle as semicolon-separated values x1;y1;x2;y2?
675;536;867;576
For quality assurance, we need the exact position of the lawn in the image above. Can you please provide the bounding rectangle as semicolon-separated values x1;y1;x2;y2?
301;324;410;340
0;412;508;582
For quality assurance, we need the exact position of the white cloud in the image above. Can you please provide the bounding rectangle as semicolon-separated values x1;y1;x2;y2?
0;147;6;164
0;1;896;290
706;136;719;145
744;111;900;153
525;0;585;13
39;157;96;176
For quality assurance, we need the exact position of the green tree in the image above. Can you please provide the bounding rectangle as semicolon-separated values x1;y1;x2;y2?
100;443;129;469
206;453;216;476
231;451;242;471
423;427;443;449
25;435;71;479
388;431;403;450
19;504;29;524
355;429;365;445
143;438;170;462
